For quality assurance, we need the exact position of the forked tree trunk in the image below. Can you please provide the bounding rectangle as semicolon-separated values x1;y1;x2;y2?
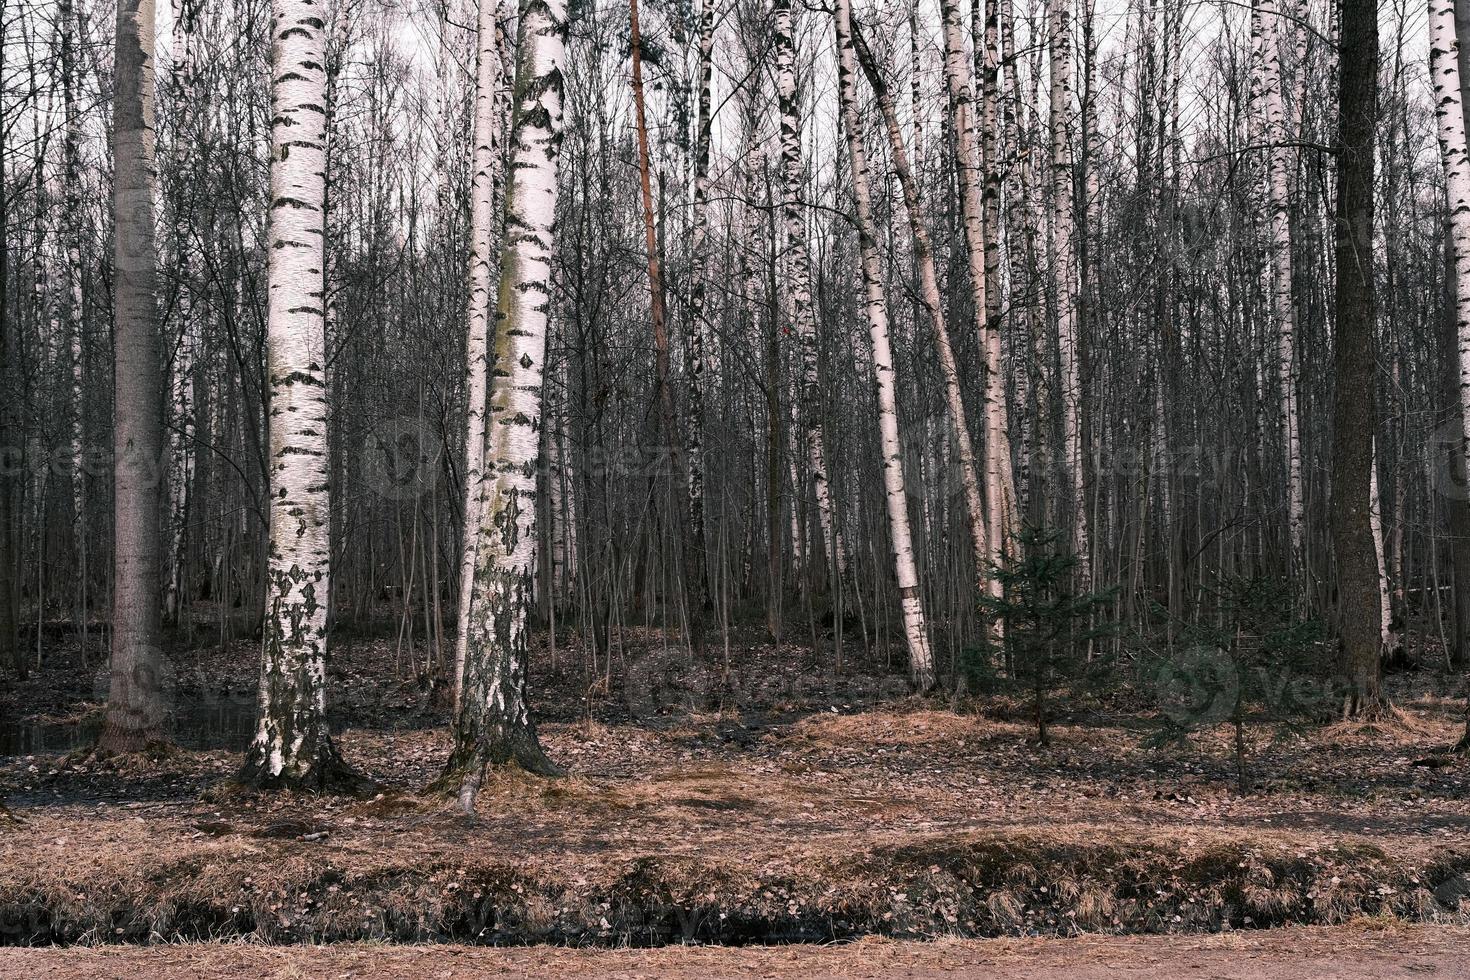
454;0;509;712
238;0;354;788
100;0;169;755
439;0;568;812
834;0;935;690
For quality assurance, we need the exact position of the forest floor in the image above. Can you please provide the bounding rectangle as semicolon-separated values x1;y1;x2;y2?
3;623;1470;947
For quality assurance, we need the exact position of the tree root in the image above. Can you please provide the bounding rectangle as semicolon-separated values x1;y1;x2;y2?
234;739;378;798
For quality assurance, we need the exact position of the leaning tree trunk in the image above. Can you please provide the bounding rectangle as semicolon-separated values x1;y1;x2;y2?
850;25;989;614
1050;0;1090;588
775;0;846;588
99;0;169;755
438;0;568;813
1333;0;1383;717
454;0;509;712
238;0;354;788
834;0;935;690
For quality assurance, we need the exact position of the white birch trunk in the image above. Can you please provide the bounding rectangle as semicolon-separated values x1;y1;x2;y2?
775;0;846;585
454;0;509;712
100;0;168;754
938;0;1016;592
1050;0;1090;586
684;0;716;611
441;0;568;808
835;0;934;688
850;24;990;601
1369;439;1392;650
1432;0;1470;491
59;0;87;631
1258;0;1306;573
239;0;350;788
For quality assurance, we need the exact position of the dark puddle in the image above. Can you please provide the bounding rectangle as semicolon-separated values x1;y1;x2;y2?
0;697;258;756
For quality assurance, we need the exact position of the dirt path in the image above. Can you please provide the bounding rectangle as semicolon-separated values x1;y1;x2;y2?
4;925;1466;979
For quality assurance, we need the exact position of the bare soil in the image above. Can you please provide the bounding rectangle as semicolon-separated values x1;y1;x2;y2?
2;627;1470;945
2;924;1467;978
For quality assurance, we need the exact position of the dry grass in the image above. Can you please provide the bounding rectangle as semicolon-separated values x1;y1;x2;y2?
5;639;1470;947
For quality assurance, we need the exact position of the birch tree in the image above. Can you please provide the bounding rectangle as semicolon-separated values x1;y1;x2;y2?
937;0;1015;595
1433;0;1470;463
454;0;509;712
1258;0;1305;575
439;0;568;812
834;0;934;689
685;0;716;613
849;22;989;621
239;0;354;788
1050;0;1090;587
100;0;168;754
775;0;846;586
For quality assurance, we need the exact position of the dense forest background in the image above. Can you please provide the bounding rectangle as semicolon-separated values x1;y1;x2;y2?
1;0;1468;760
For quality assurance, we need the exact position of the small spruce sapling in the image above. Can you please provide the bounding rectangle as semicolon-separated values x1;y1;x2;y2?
980;527;1115;744
1143;575;1329;792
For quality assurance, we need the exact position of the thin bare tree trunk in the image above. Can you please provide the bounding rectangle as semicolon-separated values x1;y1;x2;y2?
1258;0;1306;575
1334;0;1383;716
1050;0;1090;584
775;0;845;587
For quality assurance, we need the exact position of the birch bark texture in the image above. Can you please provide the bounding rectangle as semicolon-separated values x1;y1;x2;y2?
1050;0;1090;587
849;25;990;615
101;0;168;754
440;0;568;810
685;0;716;612
775;0;846;585
834;0;935;689
454;0;510;712
1258;0;1305;574
1433;0;1470;457
936;0;1015;595
239;0;352;788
